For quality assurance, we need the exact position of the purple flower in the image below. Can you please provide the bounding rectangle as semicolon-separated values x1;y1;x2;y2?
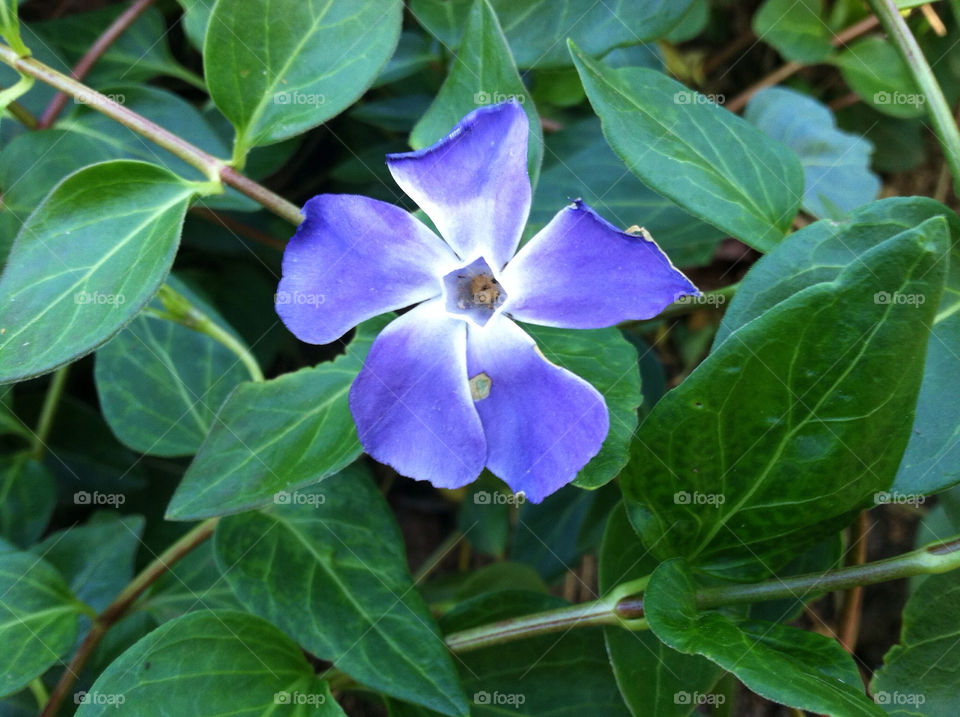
277;100;697;503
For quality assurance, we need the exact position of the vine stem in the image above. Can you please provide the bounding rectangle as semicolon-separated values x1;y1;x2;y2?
37;0;157;129
29;365;69;460
40;518;219;717
725;15;880;113
0;46;303;225
443;535;960;653
867;0;960;195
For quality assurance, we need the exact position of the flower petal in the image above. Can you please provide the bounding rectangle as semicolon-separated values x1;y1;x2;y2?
386;100;531;269
501;200;699;328
277;194;458;344
466;316;608;502
350;301;486;489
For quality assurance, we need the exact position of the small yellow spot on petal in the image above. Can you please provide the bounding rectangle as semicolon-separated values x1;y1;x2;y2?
469;372;492;401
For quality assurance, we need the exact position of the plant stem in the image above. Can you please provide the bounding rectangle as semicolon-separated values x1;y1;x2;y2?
37;0;157;129
442;535;960;653
867;0;960;195
29;365;69;460
725;15;879;113
152;284;265;382
837;510;869;654
28;678;49;710
0;81;37;127
40;518;219;717
0;45;302;225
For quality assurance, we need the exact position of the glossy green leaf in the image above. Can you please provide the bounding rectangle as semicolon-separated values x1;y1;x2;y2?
753;0;833;63
599;505;723;716
32;513;144;612
623;214;949;567
204;0;402;150
0;550;85;697
530;117;725;266
75;610;345;716
166;314;390;519
33;5;200;87
95;276;249;457
215;463;468;717
571;44;803;252
871;568;960;716
409;0;543;185
745;87;880;218
522;323;640;489
0;454;55;548
645;559;884;716
836;37;925;119
409;0;695;68
458;475;511;557
0;161;199;383
715;197;960;497
438;591;629;715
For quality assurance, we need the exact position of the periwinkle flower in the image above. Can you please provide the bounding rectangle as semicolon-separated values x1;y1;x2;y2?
277;100;697;502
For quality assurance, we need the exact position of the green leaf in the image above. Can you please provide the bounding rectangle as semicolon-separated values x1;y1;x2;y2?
715;197;960;497
871;568;960;715
438;591;630;715
645;559;884;716
622;214;949;567
32;513;144;612
570;43;803;252
166;314;390;519
410;0;695;69
753;0;833;64
422;562;548;609
835;37;925;119
33;5;200;87
374;30;440;87
0;160;199;383
214;463;468;717
75;610;345;716
55;85;257;212
409;0;543;185
511;485;612;581
204;0;402;151
175;0;212;52
95;276;249;457
522;323;640;489
0;550;85;697
0;454;55;548
139;539;243;623
599;505;723;716
529;117;725;266
745;87;880;219
458;475;511;557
